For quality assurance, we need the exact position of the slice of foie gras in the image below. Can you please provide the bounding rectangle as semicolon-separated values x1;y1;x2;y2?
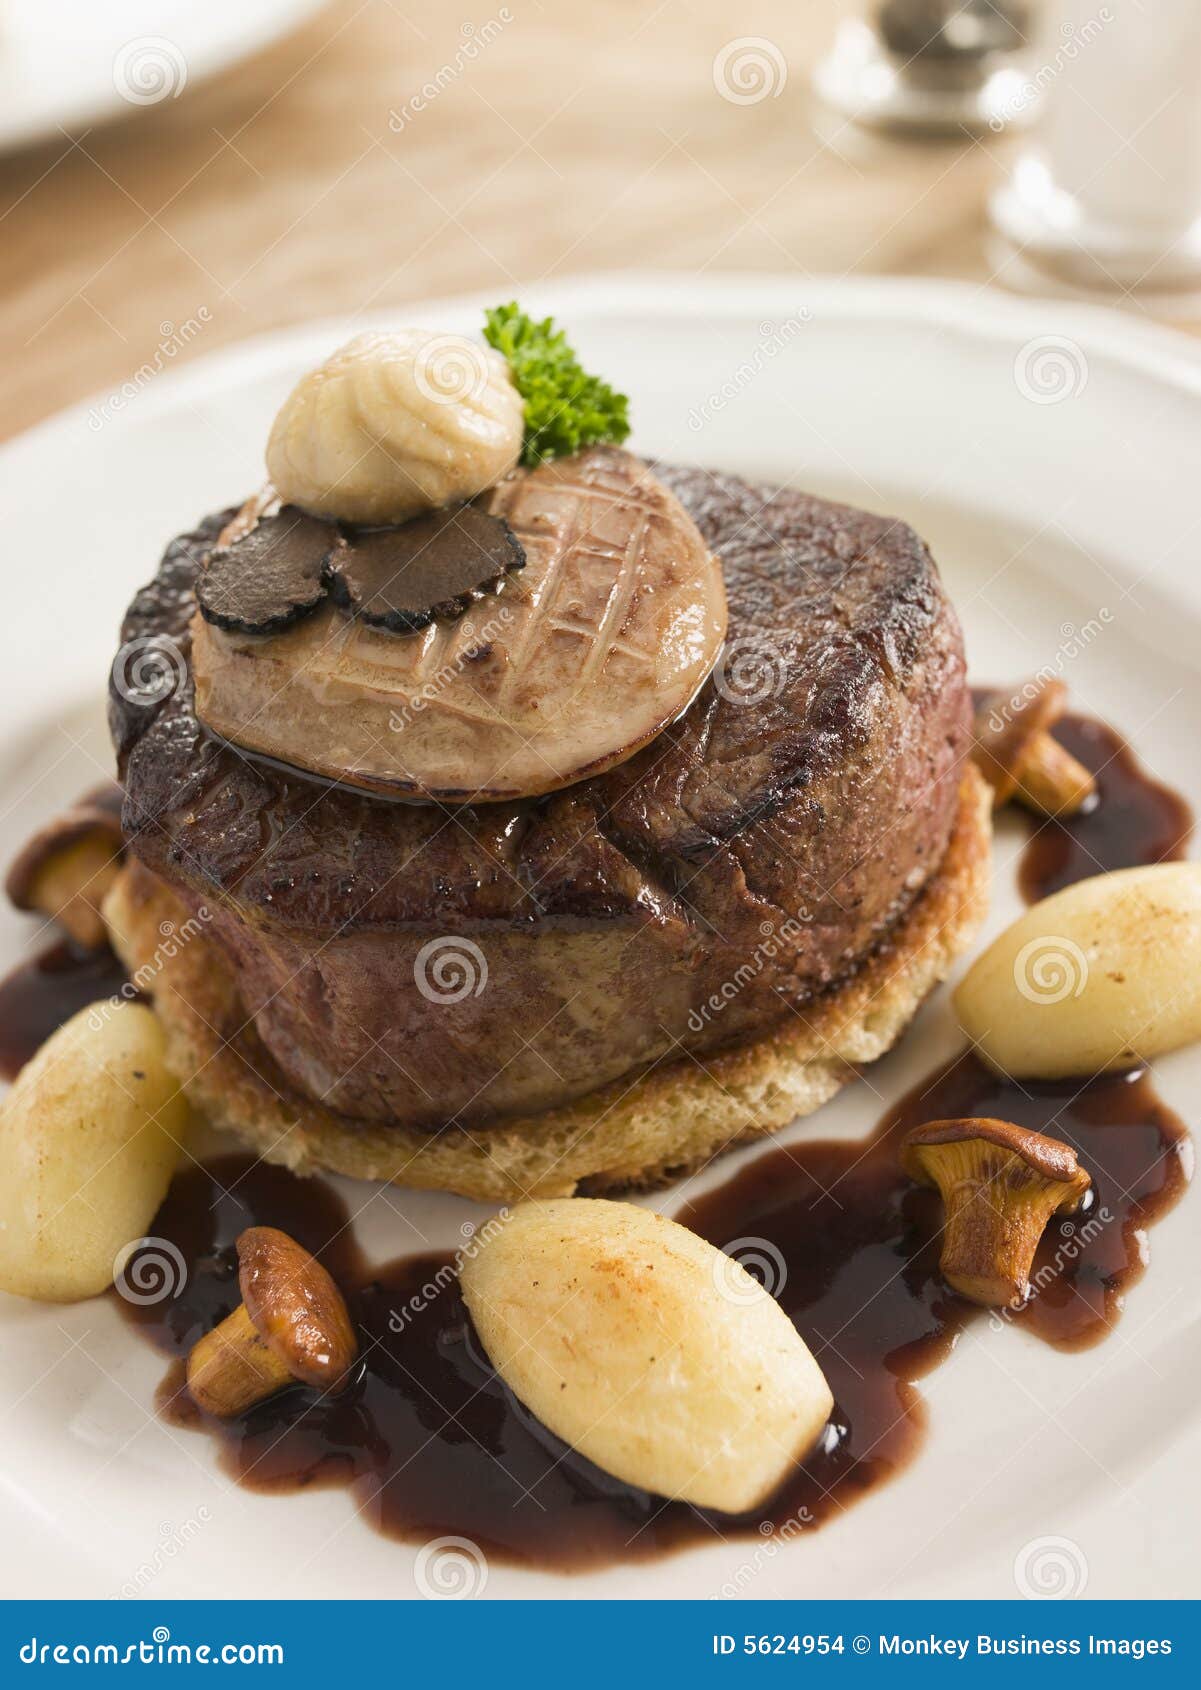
191;446;728;802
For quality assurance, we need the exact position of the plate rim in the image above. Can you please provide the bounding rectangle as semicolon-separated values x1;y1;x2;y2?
4;270;1201;466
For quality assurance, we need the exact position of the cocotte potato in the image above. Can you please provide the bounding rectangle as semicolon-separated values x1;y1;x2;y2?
955;863;1201;1078
0;1001;189;1302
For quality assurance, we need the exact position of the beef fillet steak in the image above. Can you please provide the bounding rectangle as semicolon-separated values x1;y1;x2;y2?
110;462;972;1130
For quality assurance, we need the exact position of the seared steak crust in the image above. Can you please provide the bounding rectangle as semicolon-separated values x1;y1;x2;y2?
111;464;971;1127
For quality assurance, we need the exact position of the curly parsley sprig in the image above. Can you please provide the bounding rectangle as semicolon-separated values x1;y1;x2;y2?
483;302;630;468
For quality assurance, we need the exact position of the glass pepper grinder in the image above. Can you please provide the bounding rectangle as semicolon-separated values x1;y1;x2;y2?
814;1;1038;134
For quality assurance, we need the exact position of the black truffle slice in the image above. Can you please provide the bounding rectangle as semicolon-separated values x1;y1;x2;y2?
197;508;337;634
328;506;525;633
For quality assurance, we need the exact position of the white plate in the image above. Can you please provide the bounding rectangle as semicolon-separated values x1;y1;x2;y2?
1;275;1199;1602
0;0;327;154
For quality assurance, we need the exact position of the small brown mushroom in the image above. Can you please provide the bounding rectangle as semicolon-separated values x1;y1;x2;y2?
186;1226;358;1418
5;785;125;950
901;1117;1092;1308
972;677;1096;818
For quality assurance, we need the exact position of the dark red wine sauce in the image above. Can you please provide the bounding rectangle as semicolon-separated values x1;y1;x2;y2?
1019;712;1192;902
114;1055;1189;1571
0;939;129;1081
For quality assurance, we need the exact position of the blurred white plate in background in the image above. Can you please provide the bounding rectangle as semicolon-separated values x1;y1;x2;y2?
0;0;328;153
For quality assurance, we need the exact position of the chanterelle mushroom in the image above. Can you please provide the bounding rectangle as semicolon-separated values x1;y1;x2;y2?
186;1226;358;1418
5;784;124;950
901;1117;1093;1308
972;676;1095;818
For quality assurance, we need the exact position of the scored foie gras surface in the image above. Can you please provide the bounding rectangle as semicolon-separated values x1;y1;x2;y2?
191;447;728;802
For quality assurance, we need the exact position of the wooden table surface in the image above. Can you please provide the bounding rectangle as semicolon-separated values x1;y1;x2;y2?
0;0;1195;440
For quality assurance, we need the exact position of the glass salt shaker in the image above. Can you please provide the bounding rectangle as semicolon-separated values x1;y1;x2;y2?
991;0;1201;295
